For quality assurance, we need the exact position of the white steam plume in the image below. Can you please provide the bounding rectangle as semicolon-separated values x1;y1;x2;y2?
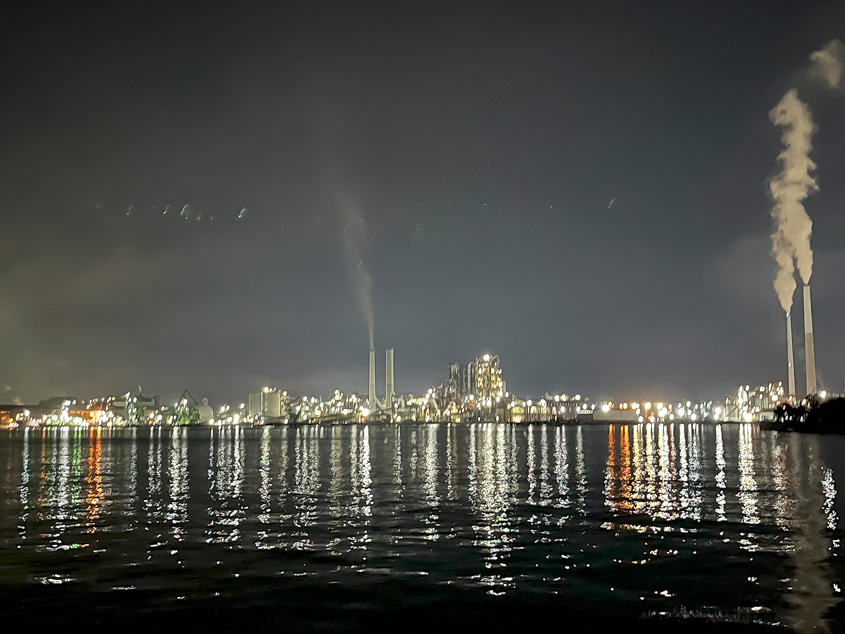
339;195;375;349
769;88;817;311
809;39;845;89
767;40;844;312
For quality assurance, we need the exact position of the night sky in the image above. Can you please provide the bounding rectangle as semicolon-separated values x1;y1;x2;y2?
2;1;844;405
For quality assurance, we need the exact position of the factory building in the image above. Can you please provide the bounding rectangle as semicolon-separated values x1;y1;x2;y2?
248;387;285;421
443;354;506;402
433;353;508;421
472;354;505;404
723;382;785;422
125;391;159;425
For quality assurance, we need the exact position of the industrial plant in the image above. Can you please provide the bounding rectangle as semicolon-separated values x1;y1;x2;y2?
0;295;836;430
230;349;821;427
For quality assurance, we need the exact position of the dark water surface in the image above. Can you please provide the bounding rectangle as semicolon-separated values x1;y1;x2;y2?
0;423;842;632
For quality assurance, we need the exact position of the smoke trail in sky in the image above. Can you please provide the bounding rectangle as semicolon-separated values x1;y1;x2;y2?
339;195;375;349
767;40;844;312
809;39;845;89
769;88;816;311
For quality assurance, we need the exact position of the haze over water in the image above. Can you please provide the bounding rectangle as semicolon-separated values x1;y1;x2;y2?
0;423;842;632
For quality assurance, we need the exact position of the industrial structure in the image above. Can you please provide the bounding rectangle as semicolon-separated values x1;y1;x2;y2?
385;348;395;410
249;387;285;421
725;382;786;422
368;348;378;410
3;309;834;427
786;312;796;400
783;284;821;402
803;284;817;396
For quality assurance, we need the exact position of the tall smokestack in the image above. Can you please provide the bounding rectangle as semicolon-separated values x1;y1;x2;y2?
369;348;377;408
385;348;394;411
786;312;796;400
803;284;817;395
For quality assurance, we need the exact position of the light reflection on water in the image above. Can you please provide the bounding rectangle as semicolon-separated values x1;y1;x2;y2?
0;423;842;631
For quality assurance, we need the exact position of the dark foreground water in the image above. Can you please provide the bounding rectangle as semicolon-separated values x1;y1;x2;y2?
0;423;842;632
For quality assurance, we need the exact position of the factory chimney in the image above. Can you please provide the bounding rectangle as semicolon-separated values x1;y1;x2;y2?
369;348;377;409
786;312;796;401
385;348;395;411
803;284;817;395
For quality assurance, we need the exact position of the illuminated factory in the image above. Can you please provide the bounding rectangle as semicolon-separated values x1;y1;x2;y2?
5;339;830;428
422;353;509;422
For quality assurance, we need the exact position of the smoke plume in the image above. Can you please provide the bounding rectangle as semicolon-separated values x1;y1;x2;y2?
769;88;817;312
339;195;375;349
809;39;845;89
768;40;844;312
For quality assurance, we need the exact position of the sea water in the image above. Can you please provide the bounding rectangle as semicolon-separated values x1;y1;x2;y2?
0;423;841;632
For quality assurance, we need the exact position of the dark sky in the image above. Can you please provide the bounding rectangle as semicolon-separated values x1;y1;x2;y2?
2;1;844;405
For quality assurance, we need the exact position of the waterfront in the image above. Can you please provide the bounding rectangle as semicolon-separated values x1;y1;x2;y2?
0;423;842;632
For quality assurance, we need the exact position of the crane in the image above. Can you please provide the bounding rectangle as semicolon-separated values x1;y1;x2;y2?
175;389;200;425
